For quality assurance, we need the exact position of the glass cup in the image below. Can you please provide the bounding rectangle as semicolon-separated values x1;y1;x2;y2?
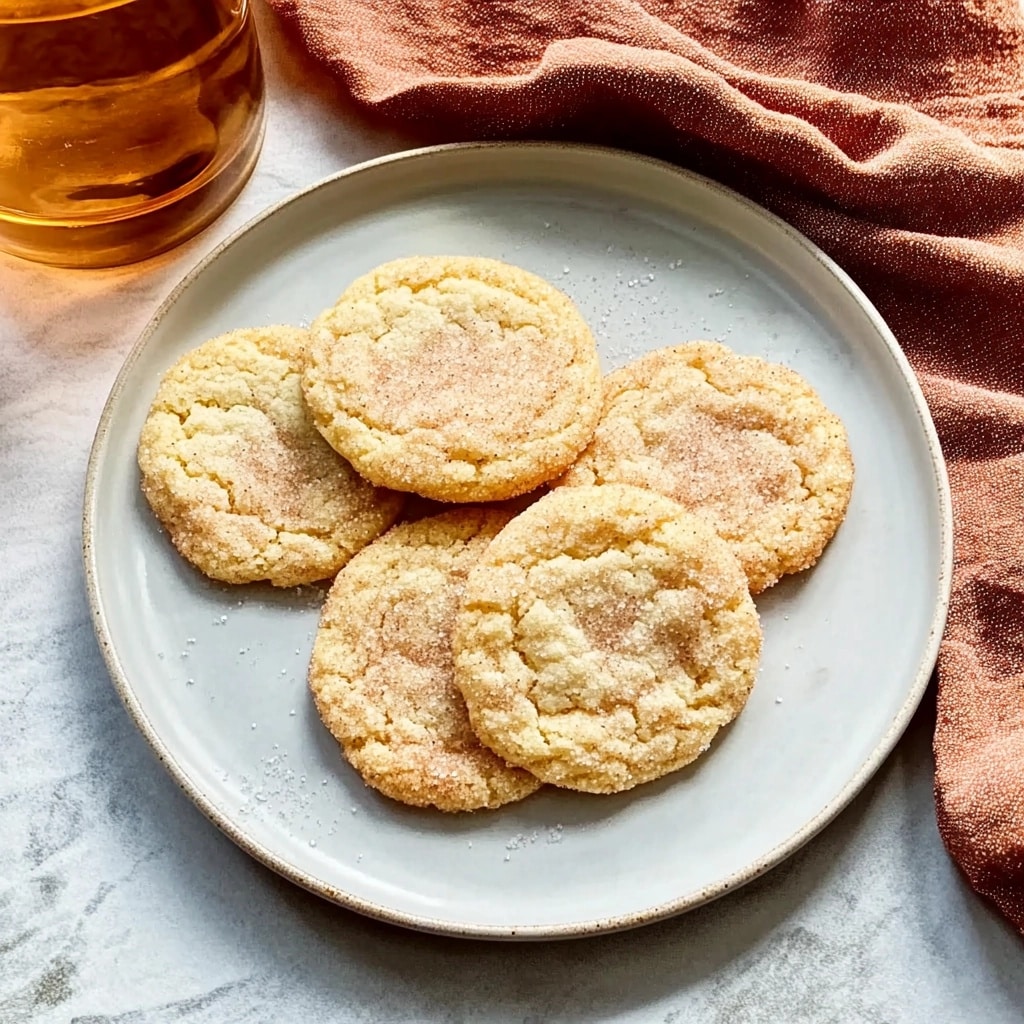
0;0;265;267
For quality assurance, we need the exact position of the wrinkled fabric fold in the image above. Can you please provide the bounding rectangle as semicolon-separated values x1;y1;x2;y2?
265;0;1024;933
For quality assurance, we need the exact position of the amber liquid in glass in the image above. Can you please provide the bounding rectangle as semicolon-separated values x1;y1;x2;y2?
0;0;265;267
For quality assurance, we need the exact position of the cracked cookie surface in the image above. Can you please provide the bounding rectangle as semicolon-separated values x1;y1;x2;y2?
302;256;603;502
309;507;542;812
558;341;854;593
137;326;405;587
453;484;762;794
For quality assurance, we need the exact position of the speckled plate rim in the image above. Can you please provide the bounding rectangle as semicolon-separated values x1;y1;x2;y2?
82;141;954;941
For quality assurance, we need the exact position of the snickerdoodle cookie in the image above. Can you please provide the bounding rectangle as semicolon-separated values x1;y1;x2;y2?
558;341;854;593
302;256;603;503
309;508;542;812
453;484;762;795
137;326;404;587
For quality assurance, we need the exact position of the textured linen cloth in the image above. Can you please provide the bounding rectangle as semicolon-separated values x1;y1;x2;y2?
265;0;1024;933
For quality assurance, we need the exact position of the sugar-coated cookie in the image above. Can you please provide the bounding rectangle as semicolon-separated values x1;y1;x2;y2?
137;326;404;587
302;256;603;502
559;341;854;593
453;484;762;794
309;508;542;812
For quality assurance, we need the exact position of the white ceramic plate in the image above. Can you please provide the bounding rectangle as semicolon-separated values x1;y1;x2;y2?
84;143;952;939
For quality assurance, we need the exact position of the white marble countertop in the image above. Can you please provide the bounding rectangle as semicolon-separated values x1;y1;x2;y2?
2;9;1022;1022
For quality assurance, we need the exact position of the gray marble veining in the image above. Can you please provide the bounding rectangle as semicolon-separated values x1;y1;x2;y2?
2;7;1022;1022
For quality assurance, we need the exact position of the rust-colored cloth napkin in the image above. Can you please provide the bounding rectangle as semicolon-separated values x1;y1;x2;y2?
266;0;1024;931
